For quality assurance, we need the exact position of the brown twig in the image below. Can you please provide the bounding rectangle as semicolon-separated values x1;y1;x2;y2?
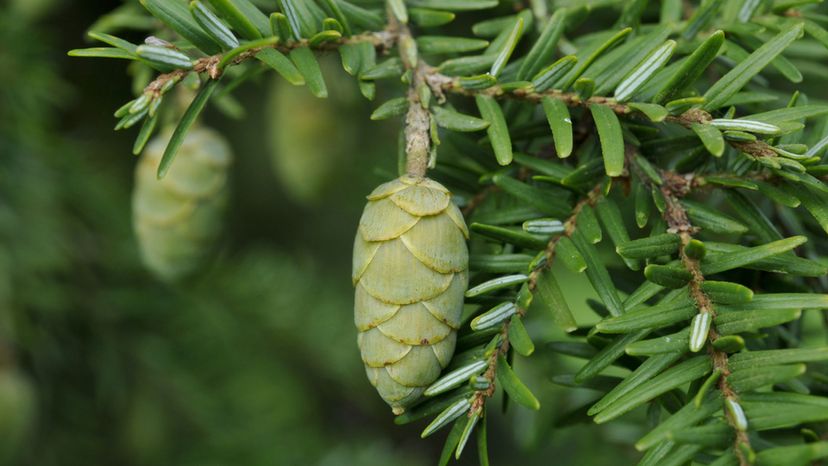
632;151;753;466
386;9;437;178
403;65;432;178
143;30;397;98
469;182;605;415
437;78;780;162
528;183;604;294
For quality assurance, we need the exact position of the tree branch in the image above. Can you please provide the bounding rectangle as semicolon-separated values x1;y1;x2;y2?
470;181;605;415
630;150;753;466
143;30;398;98
139;27;780;167
436;77;780;161
388;11;437;179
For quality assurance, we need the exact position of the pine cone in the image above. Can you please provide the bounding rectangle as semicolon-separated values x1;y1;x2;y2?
132;127;232;282
353;175;469;414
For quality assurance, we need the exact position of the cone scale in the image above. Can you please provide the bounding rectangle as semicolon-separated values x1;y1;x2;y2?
353;175;469;414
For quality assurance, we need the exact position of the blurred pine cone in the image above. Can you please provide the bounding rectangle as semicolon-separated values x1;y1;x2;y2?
132;127;232;282
267;56;362;205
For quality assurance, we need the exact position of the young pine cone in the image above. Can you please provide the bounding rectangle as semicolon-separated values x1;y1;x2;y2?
353;175;469;414
132;127;232;282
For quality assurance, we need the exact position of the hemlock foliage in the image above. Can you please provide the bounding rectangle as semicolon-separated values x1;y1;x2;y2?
69;0;828;465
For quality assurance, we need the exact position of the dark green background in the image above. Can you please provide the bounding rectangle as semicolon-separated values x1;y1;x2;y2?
3;1;804;465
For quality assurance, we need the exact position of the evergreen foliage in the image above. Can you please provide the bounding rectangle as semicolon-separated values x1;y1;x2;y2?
69;0;828;464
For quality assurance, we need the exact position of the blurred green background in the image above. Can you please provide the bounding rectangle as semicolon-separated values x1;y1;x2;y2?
7;1;812;465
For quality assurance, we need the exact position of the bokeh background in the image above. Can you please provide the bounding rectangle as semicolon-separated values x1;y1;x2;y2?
3;1;826;465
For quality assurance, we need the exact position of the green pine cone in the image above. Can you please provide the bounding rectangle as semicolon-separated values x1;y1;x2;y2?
132;127;232;282
353;175;469;414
